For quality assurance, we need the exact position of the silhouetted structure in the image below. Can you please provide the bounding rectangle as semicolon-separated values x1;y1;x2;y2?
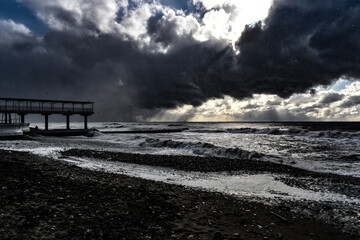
0;97;94;130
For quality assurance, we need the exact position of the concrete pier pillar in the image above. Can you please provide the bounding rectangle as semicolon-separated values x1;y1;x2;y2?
84;115;88;129
5;113;7;124
66;115;70;130
20;114;25;124
8;113;11;124
44;114;49;130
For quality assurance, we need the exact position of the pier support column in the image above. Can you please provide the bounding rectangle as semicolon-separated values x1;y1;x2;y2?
5;113;7;124
84;115;88;129
66;115;70;130
44;114;49;130
20;114;25;124
8;113;11;124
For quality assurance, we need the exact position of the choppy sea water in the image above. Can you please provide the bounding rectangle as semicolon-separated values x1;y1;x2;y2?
36;121;360;177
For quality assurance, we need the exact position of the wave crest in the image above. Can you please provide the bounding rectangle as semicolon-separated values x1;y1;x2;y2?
139;138;263;160
200;127;360;139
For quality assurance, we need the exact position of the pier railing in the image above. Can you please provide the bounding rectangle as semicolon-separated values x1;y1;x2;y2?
0;106;93;115
0;98;94;115
0;97;94;130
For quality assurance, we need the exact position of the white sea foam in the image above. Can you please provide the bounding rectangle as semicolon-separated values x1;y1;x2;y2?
58;156;360;204
0;140;65;158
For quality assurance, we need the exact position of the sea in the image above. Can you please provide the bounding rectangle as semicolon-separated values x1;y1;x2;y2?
1;121;360;204
31;121;360;176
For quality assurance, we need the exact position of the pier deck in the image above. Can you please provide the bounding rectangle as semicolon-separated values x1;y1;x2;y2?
0;97;94;130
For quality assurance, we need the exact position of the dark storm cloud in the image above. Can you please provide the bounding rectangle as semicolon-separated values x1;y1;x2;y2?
0;0;359;120
144;0;360;107
147;13;178;47
44;30;229;108
0;22;228;119
340;96;360;108
233;0;360;99
320;93;344;104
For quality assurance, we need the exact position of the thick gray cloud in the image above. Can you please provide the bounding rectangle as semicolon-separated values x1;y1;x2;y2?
340;96;360;108
0;0;359;120
234;0;360;98
320;93;344;105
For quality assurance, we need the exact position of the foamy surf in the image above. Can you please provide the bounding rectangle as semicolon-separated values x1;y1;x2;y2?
57;155;359;204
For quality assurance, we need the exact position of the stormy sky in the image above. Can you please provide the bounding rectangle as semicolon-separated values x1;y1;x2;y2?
0;0;359;121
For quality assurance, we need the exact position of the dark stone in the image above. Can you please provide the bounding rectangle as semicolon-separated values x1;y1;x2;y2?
213;232;223;240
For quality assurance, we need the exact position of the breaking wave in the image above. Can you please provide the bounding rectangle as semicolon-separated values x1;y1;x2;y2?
191;127;360;139
139;138;263;160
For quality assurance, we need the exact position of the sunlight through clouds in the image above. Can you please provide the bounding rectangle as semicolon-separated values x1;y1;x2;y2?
147;80;360;122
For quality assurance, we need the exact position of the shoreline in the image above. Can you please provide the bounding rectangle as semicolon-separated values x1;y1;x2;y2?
62;149;360;198
0;150;358;239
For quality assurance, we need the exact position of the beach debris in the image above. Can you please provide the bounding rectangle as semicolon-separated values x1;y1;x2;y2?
270;212;288;223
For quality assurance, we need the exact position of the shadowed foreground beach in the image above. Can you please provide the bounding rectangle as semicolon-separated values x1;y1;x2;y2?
0;150;358;239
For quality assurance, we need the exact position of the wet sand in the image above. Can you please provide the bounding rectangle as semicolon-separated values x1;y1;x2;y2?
0;150;358;239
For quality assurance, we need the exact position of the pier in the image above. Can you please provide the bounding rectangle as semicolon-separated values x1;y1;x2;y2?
0;97;94;130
